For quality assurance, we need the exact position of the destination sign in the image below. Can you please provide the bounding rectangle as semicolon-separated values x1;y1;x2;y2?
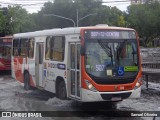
91;31;119;38
3;39;12;42
85;30;136;39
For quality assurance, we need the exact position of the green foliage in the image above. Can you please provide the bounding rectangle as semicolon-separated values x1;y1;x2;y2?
118;16;126;27
1;0;160;47
32;0;124;28
0;12;6;36
8;6;37;34
127;1;160;46
0;0;126;36
0;6;37;36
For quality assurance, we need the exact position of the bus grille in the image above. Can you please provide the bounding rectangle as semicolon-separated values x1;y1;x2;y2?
101;92;131;100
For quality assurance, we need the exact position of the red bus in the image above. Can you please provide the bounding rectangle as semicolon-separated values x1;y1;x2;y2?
12;25;142;102
0;36;12;71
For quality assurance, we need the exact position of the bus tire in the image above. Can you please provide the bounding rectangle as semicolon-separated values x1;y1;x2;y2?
57;81;67;100
24;72;30;91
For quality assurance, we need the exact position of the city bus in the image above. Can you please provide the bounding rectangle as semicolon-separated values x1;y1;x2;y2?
12;25;142;102
0;36;12;71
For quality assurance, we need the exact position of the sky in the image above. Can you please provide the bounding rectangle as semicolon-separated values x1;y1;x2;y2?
0;0;131;13
103;0;130;11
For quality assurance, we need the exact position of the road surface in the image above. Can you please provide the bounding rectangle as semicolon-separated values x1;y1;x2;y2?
0;72;159;120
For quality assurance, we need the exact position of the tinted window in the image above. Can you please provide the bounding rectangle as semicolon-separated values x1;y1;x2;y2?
45;36;65;61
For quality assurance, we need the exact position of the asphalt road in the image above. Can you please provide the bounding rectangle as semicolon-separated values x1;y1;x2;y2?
0;72;159;120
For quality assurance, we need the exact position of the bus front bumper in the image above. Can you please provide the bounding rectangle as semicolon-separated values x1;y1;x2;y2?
81;86;141;102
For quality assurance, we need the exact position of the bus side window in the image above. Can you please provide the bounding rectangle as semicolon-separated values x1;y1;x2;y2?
50;37;55;60
7;47;11;57
19;38;28;56
50;36;65;62
13;39;19;56
45;36;51;60
14;48;19;56
5;47;11;58
28;38;35;58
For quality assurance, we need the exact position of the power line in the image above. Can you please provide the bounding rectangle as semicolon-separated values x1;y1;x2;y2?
14;0;51;1
0;0;131;13
0;1;51;6
0;0;131;7
102;0;130;3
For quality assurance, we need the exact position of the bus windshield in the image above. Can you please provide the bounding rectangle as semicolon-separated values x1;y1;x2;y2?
0;46;11;58
0;46;3;57
85;37;139;78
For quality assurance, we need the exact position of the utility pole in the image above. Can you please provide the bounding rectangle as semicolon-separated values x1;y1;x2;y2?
77;13;97;27
76;9;78;28
44;11;97;27
44;14;76;27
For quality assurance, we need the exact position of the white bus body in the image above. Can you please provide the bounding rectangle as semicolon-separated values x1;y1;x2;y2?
12;26;142;102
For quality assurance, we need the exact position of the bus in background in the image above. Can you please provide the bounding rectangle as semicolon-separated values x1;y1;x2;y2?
12;25;142;102
0;36;12;71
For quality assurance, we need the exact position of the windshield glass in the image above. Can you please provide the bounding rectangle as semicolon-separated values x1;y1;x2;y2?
0;46;3;57
85;39;138;78
0;46;11;58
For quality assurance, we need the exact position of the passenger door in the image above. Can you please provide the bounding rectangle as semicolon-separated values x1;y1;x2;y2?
68;42;81;100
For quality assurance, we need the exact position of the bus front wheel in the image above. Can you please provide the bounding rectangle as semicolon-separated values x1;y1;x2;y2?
57;81;67;100
24;72;30;90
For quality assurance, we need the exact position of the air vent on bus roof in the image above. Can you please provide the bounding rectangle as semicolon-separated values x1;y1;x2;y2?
95;24;109;27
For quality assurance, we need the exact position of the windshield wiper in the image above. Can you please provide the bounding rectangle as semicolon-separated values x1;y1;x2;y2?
98;40;113;66
116;40;127;66
131;43;137;64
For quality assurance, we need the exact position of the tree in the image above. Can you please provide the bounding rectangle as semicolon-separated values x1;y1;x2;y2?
0;11;7;36
34;0;124;29
4;6;36;35
118;15;126;27
0;0;128;34
126;1;160;46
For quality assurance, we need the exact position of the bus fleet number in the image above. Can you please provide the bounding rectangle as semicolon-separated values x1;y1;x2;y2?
95;65;105;71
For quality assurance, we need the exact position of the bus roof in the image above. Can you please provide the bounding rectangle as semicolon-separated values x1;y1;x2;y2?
13;25;135;38
0;36;12;43
0;36;12;39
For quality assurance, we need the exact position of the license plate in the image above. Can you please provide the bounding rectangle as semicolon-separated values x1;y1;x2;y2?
111;97;122;101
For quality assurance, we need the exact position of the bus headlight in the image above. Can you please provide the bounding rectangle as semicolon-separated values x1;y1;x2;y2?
134;77;142;90
85;80;98;92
